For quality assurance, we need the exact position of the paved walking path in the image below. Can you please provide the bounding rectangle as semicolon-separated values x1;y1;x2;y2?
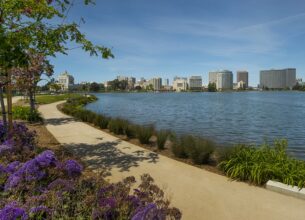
39;101;305;220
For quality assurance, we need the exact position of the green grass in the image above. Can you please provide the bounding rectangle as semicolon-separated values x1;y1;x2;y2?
12;106;43;123
218;140;305;188
35;94;82;104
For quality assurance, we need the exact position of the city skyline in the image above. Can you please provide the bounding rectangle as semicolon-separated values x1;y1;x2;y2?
49;0;305;86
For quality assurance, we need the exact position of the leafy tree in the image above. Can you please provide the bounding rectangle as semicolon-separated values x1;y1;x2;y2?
0;0;114;132
89;82;100;92
208;82;217;92
49;83;61;93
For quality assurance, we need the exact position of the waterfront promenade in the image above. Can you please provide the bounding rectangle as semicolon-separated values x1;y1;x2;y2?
39;101;305;220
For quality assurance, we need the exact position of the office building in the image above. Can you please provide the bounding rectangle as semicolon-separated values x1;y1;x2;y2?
260;68;296;89
237;71;249;88
152;77;162;91
209;70;233;90
189;76;203;90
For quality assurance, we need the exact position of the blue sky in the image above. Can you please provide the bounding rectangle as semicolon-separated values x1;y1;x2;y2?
50;0;305;86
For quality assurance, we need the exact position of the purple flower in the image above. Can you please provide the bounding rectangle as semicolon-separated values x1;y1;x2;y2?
5;174;22;190
132;203;165;220
0;164;6;174
99;198;116;209
0;201;28;220
48;178;75;192
35;150;57;168
21;159;45;181
29;205;51;217
0;143;11;155
6;161;21;174
62;160;83;178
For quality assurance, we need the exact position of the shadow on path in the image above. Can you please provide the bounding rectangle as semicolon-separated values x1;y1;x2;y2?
44;117;76;126
62;141;159;177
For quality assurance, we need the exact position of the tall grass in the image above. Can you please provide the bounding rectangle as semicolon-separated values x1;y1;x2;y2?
136;125;154;144
108;118;129;135
156;130;170;150
218;140;305;188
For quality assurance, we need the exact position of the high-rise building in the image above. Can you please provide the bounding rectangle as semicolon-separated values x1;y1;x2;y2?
237;71;249;88
57;71;74;91
209;70;233;90
216;71;233;90
260;68;296;89
208;72;218;84
173;77;188;92
152;78;162;91
189;76;202;90
163;78;169;86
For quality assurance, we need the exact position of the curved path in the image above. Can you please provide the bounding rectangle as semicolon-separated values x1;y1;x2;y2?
39;101;305;220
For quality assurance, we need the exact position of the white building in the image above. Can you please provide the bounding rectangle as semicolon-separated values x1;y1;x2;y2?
173;77;188;92
189;76;202;90
57;71;74;91
209;70;233;91
152;78;162;91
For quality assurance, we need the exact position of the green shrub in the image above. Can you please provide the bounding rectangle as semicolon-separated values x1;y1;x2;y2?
125;124;137;139
93;115;110;129
185;136;215;164
171;135;188;158
136;125;154;144
156;130;170;150
108;118;129;135
12;106;43;123
214;147;235;165
218;140;305;188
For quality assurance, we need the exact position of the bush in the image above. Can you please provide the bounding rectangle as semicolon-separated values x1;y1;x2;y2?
171;135;190;159
185;137;215;164
156;130;170;150
93;115;109;129
218;140;305;188
108;118;129;135
12;106;42;123
125;124;137;139
214;147;235;165
136;125;154;144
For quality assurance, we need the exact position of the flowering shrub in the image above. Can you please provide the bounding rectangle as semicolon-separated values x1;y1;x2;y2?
0;121;182;219
0;121;36;162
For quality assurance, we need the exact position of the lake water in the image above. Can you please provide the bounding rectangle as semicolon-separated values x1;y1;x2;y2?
86;92;305;159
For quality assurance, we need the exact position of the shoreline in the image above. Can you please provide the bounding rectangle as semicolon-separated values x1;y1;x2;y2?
38;99;305;220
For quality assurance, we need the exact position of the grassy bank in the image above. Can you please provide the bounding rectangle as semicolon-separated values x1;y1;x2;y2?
35;93;82;105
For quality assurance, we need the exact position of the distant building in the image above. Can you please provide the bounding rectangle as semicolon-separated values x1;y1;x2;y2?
216;71;233;90
208;72;218;84
163;78;170;86
152;77;162;91
209;70;233;90
127;77;136;89
117;75;128;81
57;71;74;91
173;77;188;92
237;71;249;88
260;68;296;89
189;76;202;90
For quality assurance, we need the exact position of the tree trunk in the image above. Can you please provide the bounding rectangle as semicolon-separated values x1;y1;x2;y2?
0;87;7;132
6;70;13;132
29;90;35;112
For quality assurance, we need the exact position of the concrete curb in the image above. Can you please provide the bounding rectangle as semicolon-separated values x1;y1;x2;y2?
266;180;305;200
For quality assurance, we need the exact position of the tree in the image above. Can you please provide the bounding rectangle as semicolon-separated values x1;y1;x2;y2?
12;50;53;112
0;0;113;133
49;83;61;93
208;83;217;92
89;82;100;92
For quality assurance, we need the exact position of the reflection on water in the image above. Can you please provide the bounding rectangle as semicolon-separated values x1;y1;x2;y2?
86;92;305;159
